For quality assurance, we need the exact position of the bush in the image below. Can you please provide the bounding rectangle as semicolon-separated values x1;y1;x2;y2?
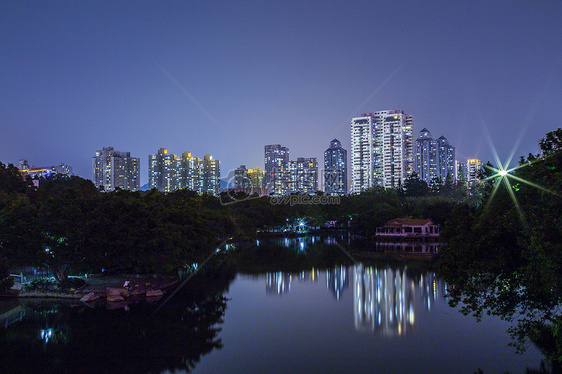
0;257;14;292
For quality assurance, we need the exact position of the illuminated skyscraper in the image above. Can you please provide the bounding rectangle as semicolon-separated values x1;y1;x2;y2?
287;157;318;194
201;154;220;195
148;149;219;195
324;139;347;195
148;148;177;193
234;165;250;188
351;115;377;193
466;158;483;185
415;128;438;182
351;110;413;192
436;136;455;182
264;144;289;195
248;167;265;189
92;146;140;191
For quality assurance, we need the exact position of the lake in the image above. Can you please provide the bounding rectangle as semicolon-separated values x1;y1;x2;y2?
0;237;547;373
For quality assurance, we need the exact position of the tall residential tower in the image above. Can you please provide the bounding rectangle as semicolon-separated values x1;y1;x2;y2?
148;149;220;195
351;110;413;193
264;144;289;195
414;129;456;183
92;146;140;191
324;139;347;195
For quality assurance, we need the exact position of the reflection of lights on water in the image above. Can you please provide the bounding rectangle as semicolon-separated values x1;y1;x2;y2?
40;328;53;343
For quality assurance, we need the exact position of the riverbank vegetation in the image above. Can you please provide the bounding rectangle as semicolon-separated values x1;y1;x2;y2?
1;129;561;364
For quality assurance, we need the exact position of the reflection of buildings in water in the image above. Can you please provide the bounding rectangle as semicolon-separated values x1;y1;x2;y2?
265;268;320;296
375;242;439;253
354;265;414;336
266;272;291;295
418;272;446;311
298;268;319;283
354;265;447;335
326;265;349;301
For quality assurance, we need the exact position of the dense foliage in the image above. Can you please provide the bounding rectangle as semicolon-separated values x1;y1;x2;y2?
438;129;562;364
2;130;562;367
0;159;476;283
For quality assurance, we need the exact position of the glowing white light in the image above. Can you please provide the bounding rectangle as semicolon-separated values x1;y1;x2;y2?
498;170;508;177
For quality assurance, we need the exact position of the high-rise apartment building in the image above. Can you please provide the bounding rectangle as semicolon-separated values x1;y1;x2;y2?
234;165;250;188
415;128;438;182
148;149;219;195
180;152;202;192
148;148;177;193
436;136;455;182
466;158;483;185
92;146;140;191
201;154;220;196
264;144;289;195
351;116;376;194
324;139;347;195
351;110;413;192
248;167;265;189
286;157;318;194
415;129;456;184
264;144;319;195
234;165;265;189
378;110;414;189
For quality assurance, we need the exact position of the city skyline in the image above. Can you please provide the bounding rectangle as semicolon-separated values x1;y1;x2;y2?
1;1;560;185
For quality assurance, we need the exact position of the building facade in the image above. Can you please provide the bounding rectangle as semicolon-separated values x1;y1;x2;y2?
264;144;289;195
324;139;347;195
351;110;413;193
264;144;319;195
248;167;265;189
351;116;376;194
92;146;140;191
414;129;456;184
414;128;438;182
235;165;264;189
18;159;73;179
466;158;483;186
436;136;455;182
148;149;220;195
201;154;220;195
286;157;318;194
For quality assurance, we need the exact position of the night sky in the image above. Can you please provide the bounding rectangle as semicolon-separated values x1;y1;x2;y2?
1;1;561;186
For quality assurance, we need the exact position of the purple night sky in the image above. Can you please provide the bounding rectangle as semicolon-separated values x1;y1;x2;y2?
1;1;561;186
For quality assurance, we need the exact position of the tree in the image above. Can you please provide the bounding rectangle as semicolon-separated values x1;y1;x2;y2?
403;173;429;197
438;129;562;364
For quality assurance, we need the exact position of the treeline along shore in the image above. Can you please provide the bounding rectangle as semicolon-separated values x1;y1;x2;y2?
1;129;562;365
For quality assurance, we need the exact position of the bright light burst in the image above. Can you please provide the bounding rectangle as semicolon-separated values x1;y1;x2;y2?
482;155;559;227
479;123;560;226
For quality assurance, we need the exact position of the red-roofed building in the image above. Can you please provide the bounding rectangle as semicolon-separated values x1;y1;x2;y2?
376;218;439;240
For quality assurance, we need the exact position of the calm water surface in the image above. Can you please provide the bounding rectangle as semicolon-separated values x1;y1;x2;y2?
191;264;543;374
0;237;546;373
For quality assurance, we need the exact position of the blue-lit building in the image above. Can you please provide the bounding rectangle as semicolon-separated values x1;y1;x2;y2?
414;129;456;183
324;139;347;195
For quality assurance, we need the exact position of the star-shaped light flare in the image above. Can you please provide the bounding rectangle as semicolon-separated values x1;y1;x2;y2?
481;159;560;226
